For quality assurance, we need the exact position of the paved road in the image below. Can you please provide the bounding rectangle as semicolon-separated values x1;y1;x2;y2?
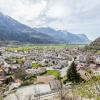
60;55;74;77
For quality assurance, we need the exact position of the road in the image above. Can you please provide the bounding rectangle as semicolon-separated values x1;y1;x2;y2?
60;55;74;77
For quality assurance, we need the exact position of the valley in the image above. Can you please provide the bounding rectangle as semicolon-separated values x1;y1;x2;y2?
0;42;100;100
0;3;100;100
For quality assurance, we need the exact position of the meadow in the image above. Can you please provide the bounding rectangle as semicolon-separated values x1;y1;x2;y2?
6;44;85;52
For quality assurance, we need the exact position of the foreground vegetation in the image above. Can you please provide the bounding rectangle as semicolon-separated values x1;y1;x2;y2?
72;76;100;100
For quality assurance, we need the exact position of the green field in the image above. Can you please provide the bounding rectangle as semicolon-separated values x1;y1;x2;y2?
32;63;42;68
45;70;60;78
6;44;85;52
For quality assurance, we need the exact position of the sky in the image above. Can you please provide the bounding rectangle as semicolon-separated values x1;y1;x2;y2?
0;0;100;40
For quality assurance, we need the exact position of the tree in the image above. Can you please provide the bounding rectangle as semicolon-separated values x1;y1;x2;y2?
67;62;82;83
0;52;2;56
14;66;26;80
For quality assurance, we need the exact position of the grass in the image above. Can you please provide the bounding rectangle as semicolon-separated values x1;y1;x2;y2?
6;44;85;52
72;76;100;99
46;70;60;78
32;63;42;68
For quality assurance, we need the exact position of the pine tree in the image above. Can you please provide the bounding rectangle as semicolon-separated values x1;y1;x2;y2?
67;61;82;83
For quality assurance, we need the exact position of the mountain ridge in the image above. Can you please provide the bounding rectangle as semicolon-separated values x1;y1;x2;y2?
0;12;90;44
35;27;90;44
90;37;100;47
0;12;57;44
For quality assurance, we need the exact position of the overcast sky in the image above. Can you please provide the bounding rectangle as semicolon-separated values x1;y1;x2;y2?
0;0;100;40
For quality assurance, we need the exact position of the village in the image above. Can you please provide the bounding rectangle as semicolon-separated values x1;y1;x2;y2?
0;45;100;100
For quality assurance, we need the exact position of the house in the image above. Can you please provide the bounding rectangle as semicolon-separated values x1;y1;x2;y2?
0;67;6;84
76;63;86;70
92;68;100;76
2;62;10;68
11;64;20;72
9;79;21;90
4;84;51;100
93;70;100;76
0;76;6;85
76;55;86;63
95;55;100;65
89;64;96;69
49;80;61;90
37;75;55;84
24;60;32;68
26;67;46;75
0;57;4;65
78;70;92;81
0;67;5;76
58;60;68;68
52;65;63;69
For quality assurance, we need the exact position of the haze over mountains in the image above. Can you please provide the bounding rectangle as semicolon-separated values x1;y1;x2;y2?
35;27;90;44
0;12;90;44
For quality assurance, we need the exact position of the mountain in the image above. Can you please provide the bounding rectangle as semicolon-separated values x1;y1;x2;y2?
85;37;100;52
0;12;90;44
90;37;100;48
0;12;57;44
35;27;90;44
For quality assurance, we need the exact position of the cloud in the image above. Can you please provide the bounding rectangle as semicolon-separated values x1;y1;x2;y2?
0;0;100;40
45;0;71;19
0;0;47;25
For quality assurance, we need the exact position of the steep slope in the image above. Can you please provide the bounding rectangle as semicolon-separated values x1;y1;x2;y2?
90;37;100;47
0;12;90;44
85;37;100;52
35;27;90;44
0;12;33;32
0;12;57;44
